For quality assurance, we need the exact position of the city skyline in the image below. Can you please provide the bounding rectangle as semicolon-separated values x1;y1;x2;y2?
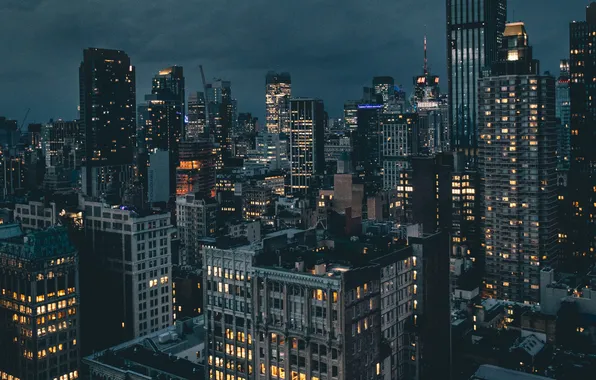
0;0;579;123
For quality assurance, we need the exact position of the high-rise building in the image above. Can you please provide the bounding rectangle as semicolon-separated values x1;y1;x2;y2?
266;72;292;134
187;91;207;139
206;80;234;169
381;113;417;191
373;76;395;111
479;22;558;303
137;66;185;197
80;202;174;352
447;0;507;164
176;140;217;198
568;3;596;266
176;193;217;266
343;100;359;131
41;120;82;168
289;98;325;194
238;112;258;135
354;104;384;191
0;225;80;380
556;60;571;171
79;48;136;196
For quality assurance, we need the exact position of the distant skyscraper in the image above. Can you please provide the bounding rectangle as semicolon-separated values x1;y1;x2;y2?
79;49;135;174
354;104;384;191
479;22;558;303
568;3;596;266
0;225;80;380
372;76;395;111
381;113;417;191
138;67;185;196
79;48;136;200
556;60;571;171
447;0;507;164
266;72;292;134
343;100;359;130
206;80;233;169
237;112;258;135
176;139;216;198
187;91;207;139
289;98;325;193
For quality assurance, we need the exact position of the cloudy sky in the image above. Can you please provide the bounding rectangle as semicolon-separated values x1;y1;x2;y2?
0;0;584;123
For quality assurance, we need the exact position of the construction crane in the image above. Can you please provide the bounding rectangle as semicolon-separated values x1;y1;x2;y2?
19;108;31;132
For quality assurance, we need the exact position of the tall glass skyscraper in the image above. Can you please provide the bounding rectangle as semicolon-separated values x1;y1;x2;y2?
447;0;507;164
568;3;596;268
556;60;571;171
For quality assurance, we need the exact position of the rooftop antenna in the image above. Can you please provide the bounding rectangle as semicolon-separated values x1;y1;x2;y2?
424;34;428;75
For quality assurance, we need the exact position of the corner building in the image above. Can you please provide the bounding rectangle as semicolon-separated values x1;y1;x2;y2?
0;225;80;380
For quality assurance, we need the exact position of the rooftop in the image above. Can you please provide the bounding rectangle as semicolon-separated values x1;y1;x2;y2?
84;316;205;379
471;364;551;380
0;224;76;260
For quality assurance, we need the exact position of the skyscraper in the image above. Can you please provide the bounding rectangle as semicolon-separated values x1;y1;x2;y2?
568;3;596;266
206;80;234;169
447;0;507;163
137;66;185;196
372;76;395;112
556;60;571;171
0;225;80;380
266;72;292;134
187;91;207;139
79;48;136;197
479;22;558;303
289;98;325;194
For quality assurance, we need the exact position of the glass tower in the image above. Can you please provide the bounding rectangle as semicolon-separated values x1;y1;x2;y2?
447;0;507;164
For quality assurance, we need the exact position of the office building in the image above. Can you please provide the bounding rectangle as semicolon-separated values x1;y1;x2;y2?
556;60;571;171
289;99;325;194
138;67;185;196
252;258;383;380
266;72;292;134
14;200;58;230
238;112;258;135
381;113;417;191
355;104;384;191
206;80;234;169
203;243;257;380
80;202;173;352
41;120;82;169
478;22;558;303
447;0;507;163
0;225;80;380
0;117;19;151
188;91;207;139
373;76;395;111
242;184;273;220
343;100;359;131
176;140;216;198
176;194;217;265
568;3;596;266
79;48;136;197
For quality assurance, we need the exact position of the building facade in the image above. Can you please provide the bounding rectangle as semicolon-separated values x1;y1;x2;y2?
0;225;80;380
447;0;507;164
266;72;292;134
479;23;558;303
176;194;217;265
79;48;136;197
81;202;174;351
568;3;596;267
289;99;325;194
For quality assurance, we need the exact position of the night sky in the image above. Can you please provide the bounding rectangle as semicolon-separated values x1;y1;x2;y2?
0;0;584;124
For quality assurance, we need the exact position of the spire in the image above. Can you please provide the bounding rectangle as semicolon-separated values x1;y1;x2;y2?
423;34;428;75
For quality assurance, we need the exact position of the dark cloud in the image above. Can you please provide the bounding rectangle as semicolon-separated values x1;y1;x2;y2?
0;0;585;123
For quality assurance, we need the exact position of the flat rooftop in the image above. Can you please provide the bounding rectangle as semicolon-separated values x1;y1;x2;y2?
84;316;205;379
471;365;551;380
